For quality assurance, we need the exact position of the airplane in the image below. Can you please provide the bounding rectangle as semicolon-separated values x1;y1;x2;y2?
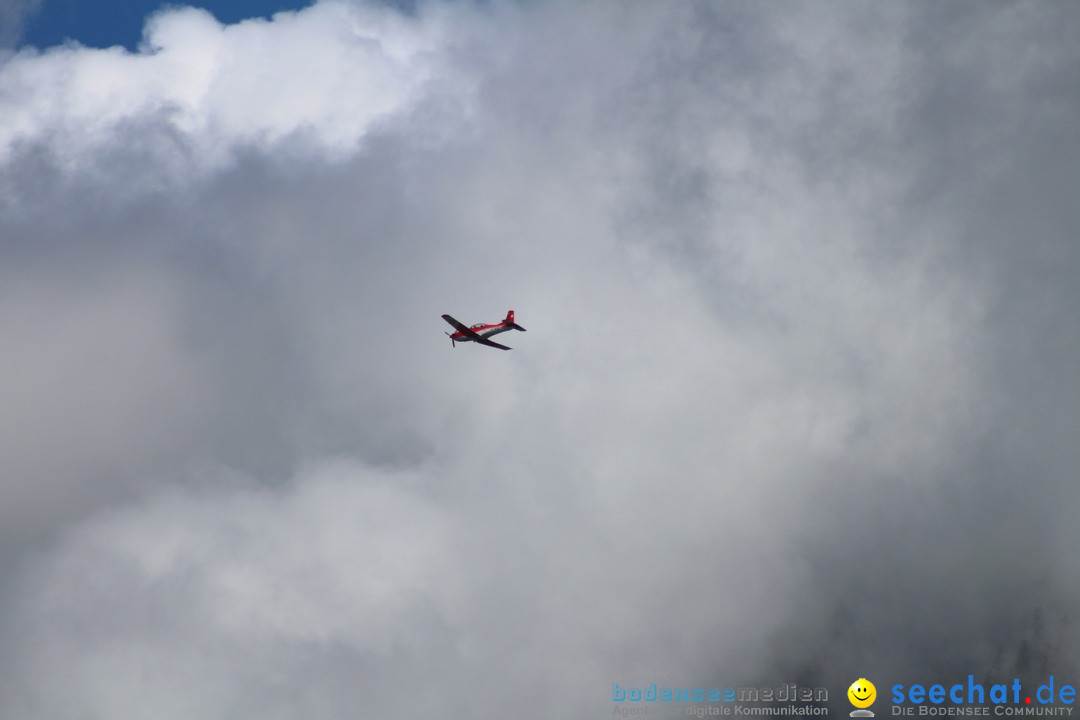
442;310;526;350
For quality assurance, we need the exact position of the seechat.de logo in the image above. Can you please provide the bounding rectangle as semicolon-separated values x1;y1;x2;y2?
849;679;877;718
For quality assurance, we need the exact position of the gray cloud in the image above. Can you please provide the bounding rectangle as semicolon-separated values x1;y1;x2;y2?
1;2;1079;718
0;0;39;48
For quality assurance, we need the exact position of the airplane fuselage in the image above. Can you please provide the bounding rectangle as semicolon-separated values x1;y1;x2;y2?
450;323;511;343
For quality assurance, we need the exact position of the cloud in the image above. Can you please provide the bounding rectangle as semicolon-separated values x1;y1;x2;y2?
1;1;1079;717
0;1;474;182
0;0;39;48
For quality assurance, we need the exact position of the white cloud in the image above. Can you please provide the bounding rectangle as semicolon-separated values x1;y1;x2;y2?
0;1;472;177
1;1;1080;717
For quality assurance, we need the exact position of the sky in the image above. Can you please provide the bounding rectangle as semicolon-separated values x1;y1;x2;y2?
6;0;313;49
1;1;1080;718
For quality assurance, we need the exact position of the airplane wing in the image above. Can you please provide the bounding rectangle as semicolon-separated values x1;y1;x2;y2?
441;314;481;339
475;337;512;351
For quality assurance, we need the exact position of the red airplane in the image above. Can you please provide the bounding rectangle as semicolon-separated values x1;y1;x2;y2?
442;310;526;350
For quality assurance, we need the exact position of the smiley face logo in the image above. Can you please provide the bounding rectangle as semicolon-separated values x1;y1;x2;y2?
848;679;877;709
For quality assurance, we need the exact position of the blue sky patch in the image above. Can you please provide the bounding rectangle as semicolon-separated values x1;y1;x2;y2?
20;0;312;50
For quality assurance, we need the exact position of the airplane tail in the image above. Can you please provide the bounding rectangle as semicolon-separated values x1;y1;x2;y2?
505;310;526;332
